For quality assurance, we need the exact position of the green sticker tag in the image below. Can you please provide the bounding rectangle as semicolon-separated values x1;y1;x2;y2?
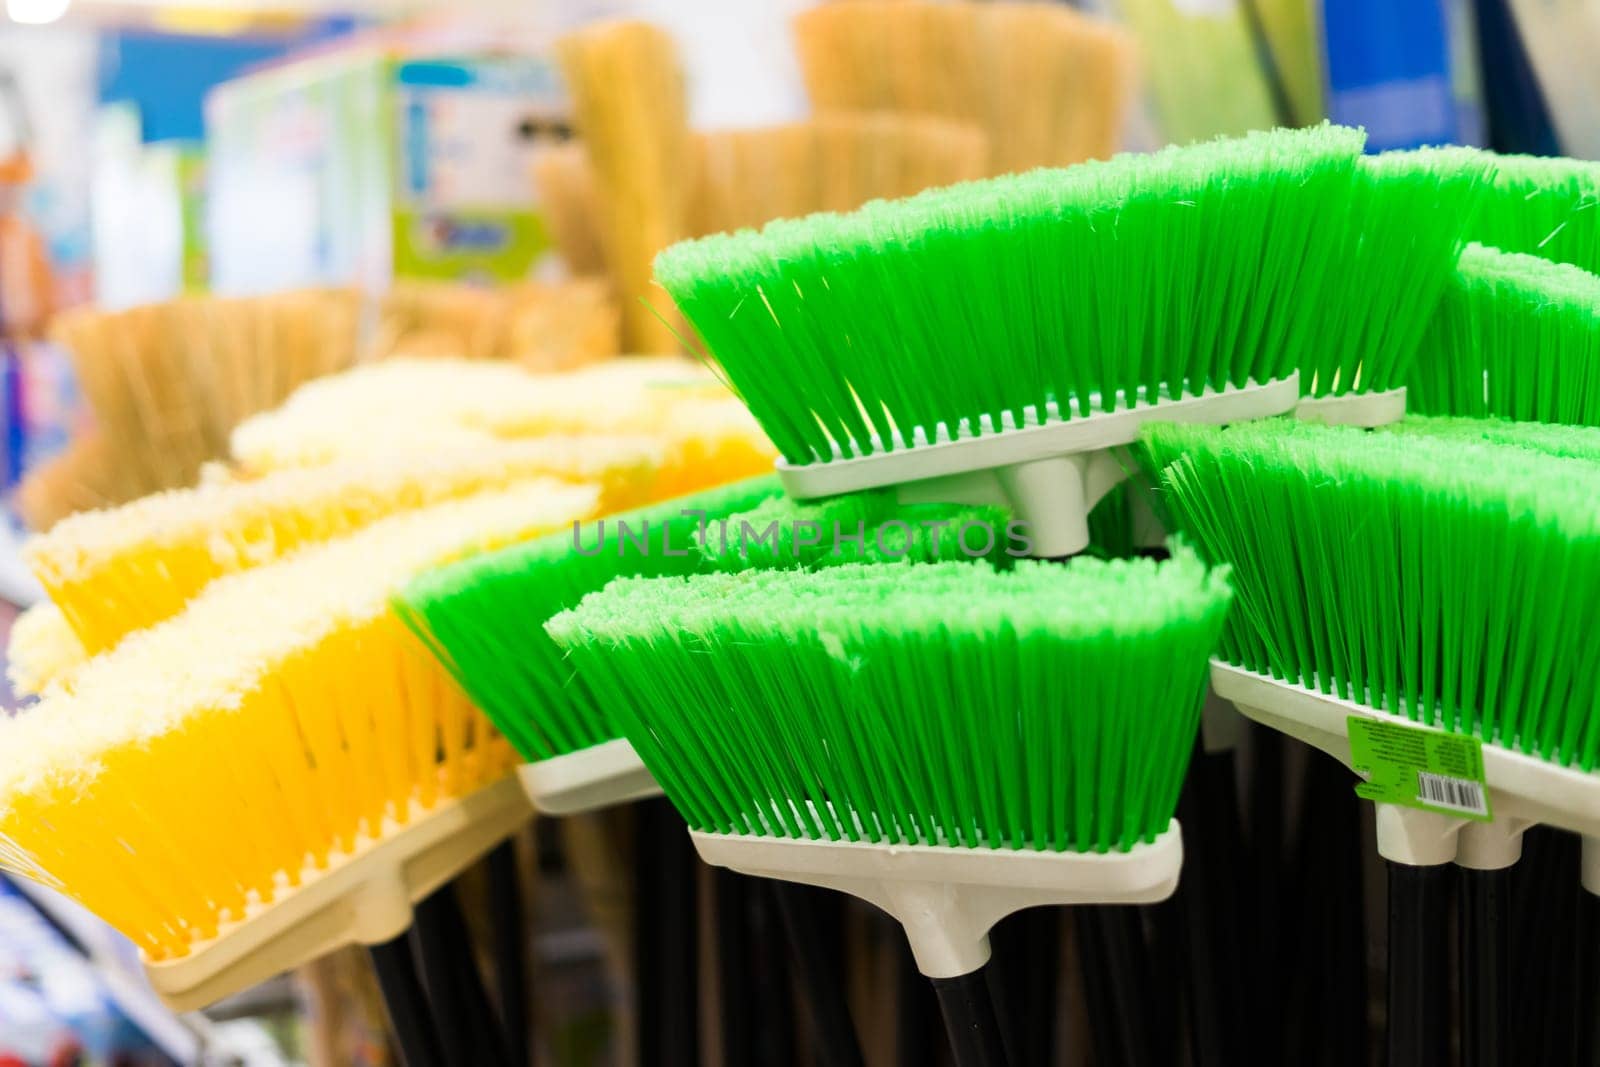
1347;716;1492;822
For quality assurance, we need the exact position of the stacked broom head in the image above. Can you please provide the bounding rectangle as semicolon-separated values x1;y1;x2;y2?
20;288;361;529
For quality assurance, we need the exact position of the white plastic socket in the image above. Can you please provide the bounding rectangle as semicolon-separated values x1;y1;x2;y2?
777;375;1300;558
1294;387;1407;428
691;823;1182;979
517;737;662;815
1211;661;1600;873
144;775;532;1012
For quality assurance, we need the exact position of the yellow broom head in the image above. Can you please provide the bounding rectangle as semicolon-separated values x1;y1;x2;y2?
228;356;776;497
24;437;650;657
792;0;1137;173
556;19;692;353
531;141;610;276
5;602;87;699
690;114;989;235
0;480;595;962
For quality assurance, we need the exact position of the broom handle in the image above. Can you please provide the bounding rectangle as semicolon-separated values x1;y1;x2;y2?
487;841;530;1066
1459;865;1511;1067
713;867;756;1065
369;933;445;1067
635;797;700;1067
1386;861;1450;1067
413;885;514;1067
770;880;867;1067
1580;880;1600;1066
930;966;1010;1067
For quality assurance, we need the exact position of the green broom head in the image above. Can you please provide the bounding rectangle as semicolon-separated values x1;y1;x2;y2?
1298;147;1490;398
394;475;784;762
655;124;1366;467
1386;414;1600;463
1407;243;1600;425
1143;418;1600;770
545;550;1233;853
1463;151;1600;275
394;477;1010;762
698;489;1017;570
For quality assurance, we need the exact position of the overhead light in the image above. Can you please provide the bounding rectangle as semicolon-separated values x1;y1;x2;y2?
6;0;70;24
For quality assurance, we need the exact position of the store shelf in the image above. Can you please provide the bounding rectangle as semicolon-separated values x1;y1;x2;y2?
0;521;41;610
7;878;289;1065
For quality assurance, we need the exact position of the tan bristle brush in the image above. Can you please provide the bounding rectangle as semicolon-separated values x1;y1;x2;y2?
792;0;1138;173
691;113;990;235
555;20;693;354
29;291;362;519
373;279;620;369
531;141;611;277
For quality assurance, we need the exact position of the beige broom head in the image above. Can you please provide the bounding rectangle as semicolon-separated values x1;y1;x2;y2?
556;20;692;353
792;0;1138;174
691;113;989;235
531;141;610;277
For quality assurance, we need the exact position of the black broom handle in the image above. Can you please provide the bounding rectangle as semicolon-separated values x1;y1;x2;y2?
412;884;513;1067
930;965;1010;1067
486;841;530;1065
1386;861;1450;1067
369;933;445;1067
1459;865;1511;1067
769;880;868;1067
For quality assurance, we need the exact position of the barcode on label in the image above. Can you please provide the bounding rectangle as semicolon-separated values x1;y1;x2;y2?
1416;771;1488;816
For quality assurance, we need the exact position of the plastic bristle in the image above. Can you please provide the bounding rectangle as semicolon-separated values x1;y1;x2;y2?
546;552;1232;853
394;476;786;762
1408;243;1600;426
1389;415;1600;463
5;602;87;698
657;125;1373;465
697;489;1015;571
0;482;594;961
25;441;622;655
1465;151;1600;274
1143;419;1600;770
1297;148;1490;398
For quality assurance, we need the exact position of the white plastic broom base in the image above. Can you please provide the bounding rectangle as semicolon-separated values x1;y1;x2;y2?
775;375;1300;558
1211;661;1600;876
517;738;662;815
144;775;532;1012
691;822;1182;979
1293;386;1407;428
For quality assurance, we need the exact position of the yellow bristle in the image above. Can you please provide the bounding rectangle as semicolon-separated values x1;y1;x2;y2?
0;481;594;961
6;602;88;699
556;20;693;353
792;1;1138;174
371;279;620;367
26;438;646;656
229;357;716;472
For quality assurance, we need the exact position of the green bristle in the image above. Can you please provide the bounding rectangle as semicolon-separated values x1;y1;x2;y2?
1298;148;1489;398
395;478;1012;762
1465;151;1600;274
656;124;1366;466
1388;414;1600;463
1407;243;1600;425
546;552;1232;853
699;490;1016;570
1142;419;1600;770
394;475;784;761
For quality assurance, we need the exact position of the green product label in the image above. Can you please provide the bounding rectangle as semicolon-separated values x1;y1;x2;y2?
1348;716;1492;822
